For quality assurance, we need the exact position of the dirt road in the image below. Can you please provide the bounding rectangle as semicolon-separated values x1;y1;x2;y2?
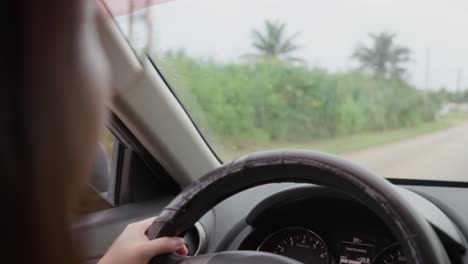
343;121;468;182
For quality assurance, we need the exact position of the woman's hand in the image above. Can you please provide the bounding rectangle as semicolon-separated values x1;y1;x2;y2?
98;217;189;264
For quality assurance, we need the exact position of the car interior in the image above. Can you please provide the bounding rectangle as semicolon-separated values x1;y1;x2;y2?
74;1;468;264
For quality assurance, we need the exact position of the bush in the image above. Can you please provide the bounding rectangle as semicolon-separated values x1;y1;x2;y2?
155;51;443;148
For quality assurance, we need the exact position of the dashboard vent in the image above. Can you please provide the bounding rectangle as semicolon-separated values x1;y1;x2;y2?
183;222;207;256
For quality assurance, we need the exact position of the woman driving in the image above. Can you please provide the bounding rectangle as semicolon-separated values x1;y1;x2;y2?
0;0;187;263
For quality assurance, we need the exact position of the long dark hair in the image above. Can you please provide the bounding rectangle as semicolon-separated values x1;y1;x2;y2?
1;1;85;263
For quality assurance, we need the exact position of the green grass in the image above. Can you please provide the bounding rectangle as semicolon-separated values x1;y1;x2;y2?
220;111;468;160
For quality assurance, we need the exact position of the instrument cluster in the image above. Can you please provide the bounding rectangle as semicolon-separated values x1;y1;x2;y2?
238;192;405;264
255;226;405;264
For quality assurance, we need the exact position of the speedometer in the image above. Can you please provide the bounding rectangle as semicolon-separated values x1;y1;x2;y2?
257;227;330;263
374;244;406;264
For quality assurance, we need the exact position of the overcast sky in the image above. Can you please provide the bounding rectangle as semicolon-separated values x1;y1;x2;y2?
117;0;468;91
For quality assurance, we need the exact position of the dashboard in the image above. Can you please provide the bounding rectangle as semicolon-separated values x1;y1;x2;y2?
238;187;399;263
222;185;466;264
75;182;468;264
250;226;403;264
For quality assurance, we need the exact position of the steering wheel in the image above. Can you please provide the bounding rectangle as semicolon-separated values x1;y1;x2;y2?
146;150;449;264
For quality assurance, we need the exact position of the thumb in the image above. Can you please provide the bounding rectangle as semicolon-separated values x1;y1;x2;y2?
141;237;186;259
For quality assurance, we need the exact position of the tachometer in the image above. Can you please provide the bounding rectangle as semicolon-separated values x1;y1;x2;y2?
374;244;406;264
257;227;330;263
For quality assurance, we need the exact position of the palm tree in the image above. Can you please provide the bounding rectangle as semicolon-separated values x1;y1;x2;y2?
353;32;411;80
249;20;302;62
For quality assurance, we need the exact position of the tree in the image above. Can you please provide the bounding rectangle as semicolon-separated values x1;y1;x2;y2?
353;31;411;80
249;20;302;62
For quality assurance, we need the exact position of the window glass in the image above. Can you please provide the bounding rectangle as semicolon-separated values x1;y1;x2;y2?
110;0;468;182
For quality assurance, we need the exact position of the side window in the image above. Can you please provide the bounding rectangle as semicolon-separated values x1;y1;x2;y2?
75;129;116;216
102;128;115;169
92;129;115;196
74;119;181;217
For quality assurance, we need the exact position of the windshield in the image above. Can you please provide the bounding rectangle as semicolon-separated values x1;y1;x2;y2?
112;0;468;182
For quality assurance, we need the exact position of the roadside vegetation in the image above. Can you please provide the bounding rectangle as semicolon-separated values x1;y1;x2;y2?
222;112;468;160
152;20;468;159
